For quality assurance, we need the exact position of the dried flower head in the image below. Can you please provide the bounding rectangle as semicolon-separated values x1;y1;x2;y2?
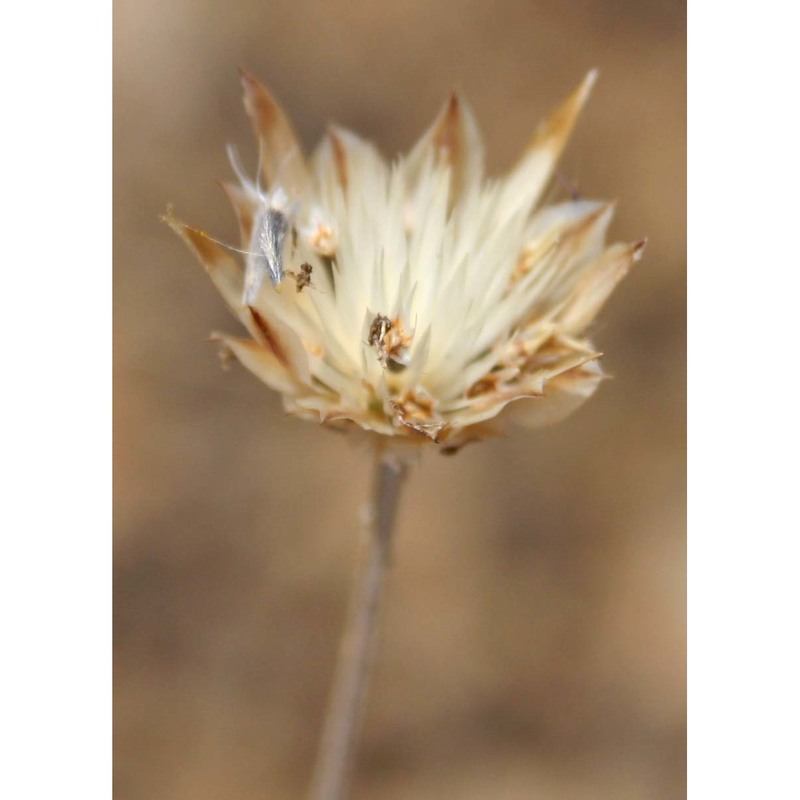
165;68;644;453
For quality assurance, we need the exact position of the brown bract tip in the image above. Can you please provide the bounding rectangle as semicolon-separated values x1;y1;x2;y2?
528;70;598;156
432;92;462;168
239;66;279;134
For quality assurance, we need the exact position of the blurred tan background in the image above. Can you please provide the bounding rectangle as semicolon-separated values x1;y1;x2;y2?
114;1;685;797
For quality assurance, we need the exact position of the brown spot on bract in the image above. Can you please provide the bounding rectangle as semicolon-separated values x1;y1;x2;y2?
328;129;348;190
247;306;288;365
466;374;499;398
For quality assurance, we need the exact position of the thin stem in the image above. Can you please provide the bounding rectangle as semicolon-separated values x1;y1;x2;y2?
308;453;408;800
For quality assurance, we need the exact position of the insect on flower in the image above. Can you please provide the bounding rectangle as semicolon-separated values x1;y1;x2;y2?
165;68;644;453
289;262;313;293
246;196;289;301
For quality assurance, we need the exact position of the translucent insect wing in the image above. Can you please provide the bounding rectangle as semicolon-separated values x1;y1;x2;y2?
243;207;288;304
260;208;288;286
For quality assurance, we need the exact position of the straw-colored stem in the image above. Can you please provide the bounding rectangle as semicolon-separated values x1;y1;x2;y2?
308;454;408;800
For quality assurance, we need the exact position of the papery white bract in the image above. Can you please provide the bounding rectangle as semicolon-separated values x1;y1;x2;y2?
166;68;643;453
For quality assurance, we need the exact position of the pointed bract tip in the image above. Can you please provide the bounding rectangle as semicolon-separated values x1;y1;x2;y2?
632;238;648;260
566;70;598;122
590;199;618;225
560;201;617;241
596;200;618;228
446;90;460;115
526;71;598;158
564;69;599;117
583;69;599;97
593;200;617;222
429;91;468;170
238;67;278;122
561;71;598;119
238;65;256;86
159;203;184;233
440;91;463;132
239;67;266;105
216;179;241;202
325;122;346;140
238;66;262;101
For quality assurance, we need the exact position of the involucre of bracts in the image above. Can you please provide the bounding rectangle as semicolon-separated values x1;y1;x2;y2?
165;68;644;454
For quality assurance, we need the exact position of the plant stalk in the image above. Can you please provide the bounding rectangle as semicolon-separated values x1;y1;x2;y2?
307;454;408;800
